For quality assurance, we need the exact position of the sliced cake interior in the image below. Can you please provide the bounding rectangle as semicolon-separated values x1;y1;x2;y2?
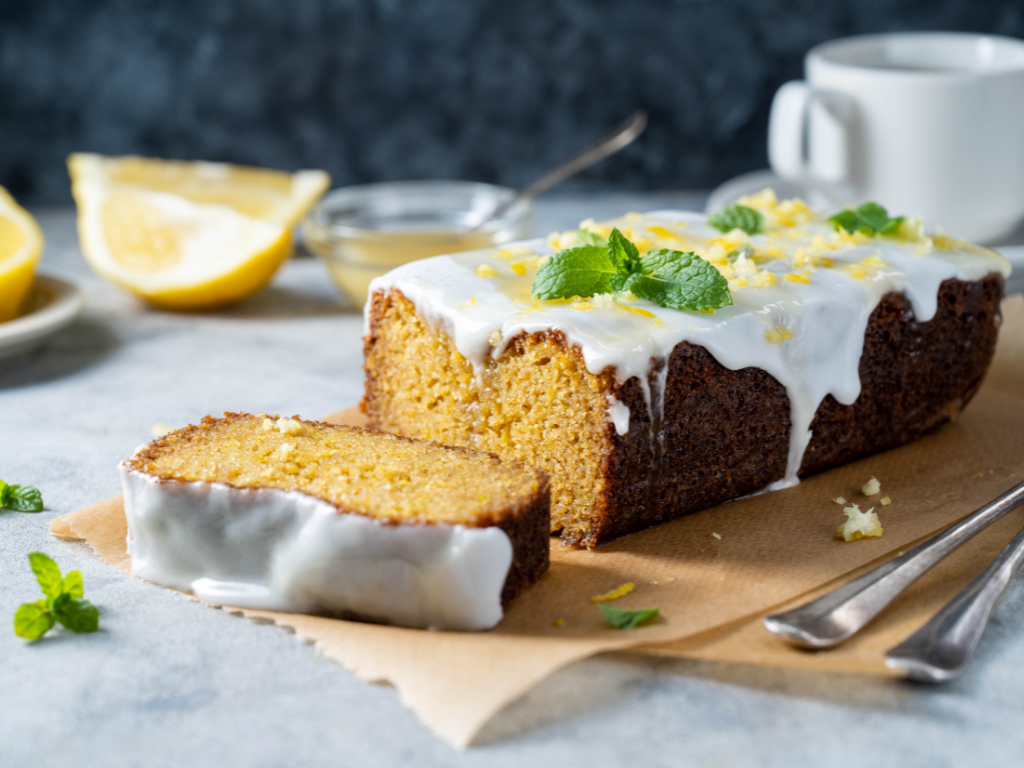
363;291;614;543
121;413;550;630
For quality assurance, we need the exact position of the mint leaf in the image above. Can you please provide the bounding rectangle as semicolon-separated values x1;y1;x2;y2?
608;228;642;274
62;570;85;600
52;593;100;633
625;250;733;312
15;554;100;640
0;481;9;507
29;552;63;602
7;484;43;513
727;244;755;263
14;600;54;640
598;603;660;629
829;202;904;236
531;246;618;300
708;204;764;235
576;228;608;248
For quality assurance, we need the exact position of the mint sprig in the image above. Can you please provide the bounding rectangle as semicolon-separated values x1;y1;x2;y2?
14;553;100;640
0;479;44;513
708;204;764;235
576;228;608;248
829;202;904;236
598;603;660;629
531;228;732;313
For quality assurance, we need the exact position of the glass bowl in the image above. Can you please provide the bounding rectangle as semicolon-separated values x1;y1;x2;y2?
302;181;533;308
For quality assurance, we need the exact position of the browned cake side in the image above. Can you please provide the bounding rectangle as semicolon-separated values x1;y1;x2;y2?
128;412;551;603
363;275;1003;547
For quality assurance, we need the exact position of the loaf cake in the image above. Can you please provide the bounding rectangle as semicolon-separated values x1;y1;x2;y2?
120;413;550;630
363;190;1010;547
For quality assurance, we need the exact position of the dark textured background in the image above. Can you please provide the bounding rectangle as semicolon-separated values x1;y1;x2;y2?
2;0;1022;204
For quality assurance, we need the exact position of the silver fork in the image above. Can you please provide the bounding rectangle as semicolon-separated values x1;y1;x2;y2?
763;480;1024;670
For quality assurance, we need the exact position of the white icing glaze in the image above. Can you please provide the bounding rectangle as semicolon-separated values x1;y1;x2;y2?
120;464;513;631
606;395;631;436
367;201;1010;489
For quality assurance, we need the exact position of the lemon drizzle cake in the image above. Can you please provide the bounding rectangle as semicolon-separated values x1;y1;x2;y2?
121;413;550;630
363;191;1010;546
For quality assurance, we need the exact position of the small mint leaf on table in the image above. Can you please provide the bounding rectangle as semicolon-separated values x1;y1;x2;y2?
625;249;733;312
829;202;904;236
531;245;618;300
14;599;55;640
598;603;660;629
62;570;85;599
576;228;608;248
52;593;100;633
29;552;64;602
0;481;9;507
708;204;764;235
7;484;44;513
14;554;100;640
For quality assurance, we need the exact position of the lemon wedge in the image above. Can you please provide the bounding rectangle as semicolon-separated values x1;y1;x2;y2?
0;185;44;323
68;154;329;310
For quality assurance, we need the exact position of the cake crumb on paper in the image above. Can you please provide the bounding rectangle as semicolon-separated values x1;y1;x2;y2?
712;532;722;540
837;504;883;541
591;582;635;603
862;477;881;496
881;496;892;506
833;496;846;504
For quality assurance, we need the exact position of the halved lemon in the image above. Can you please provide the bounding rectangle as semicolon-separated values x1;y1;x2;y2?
68;154;330;310
0;185;44;323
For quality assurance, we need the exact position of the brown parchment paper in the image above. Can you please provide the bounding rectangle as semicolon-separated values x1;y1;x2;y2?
50;296;1024;748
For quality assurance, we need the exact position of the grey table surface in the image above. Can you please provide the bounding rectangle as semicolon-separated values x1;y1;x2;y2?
3;194;1024;768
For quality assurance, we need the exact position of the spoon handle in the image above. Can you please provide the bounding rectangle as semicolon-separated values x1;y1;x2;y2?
763;479;1024;649
885;520;1024;682
477;111;648;227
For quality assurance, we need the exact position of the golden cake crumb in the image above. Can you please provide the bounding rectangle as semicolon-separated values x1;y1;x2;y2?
591;582;635;602
837;504;883;541
833;496;846;504
881;496;892;506
862;476;881;496
276;418;304;436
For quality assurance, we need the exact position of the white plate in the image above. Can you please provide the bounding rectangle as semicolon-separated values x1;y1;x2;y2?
0;275;86;360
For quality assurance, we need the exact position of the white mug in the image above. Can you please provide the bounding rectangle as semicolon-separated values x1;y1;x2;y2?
769;32;1024;243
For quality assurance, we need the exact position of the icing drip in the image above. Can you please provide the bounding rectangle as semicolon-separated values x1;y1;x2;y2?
606;395;631;436
120;466;513;631
368;206;1010;490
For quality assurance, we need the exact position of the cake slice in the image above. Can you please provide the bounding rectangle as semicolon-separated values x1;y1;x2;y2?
120;413;550;631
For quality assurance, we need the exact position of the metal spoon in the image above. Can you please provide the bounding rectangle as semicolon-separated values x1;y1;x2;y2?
466;110;648;232
763;479;1024;649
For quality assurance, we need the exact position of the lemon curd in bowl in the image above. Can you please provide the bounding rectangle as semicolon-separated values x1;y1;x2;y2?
302;181;532;307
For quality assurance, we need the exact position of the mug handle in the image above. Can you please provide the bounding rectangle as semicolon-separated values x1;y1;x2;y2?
768;80;855;196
